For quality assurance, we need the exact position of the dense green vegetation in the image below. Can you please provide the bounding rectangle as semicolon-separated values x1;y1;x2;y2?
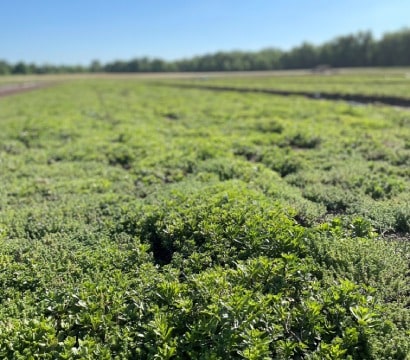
0;78;409;358
1;28;410;74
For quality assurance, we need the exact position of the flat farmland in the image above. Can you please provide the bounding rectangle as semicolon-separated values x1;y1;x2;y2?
0;74;409;358
176;68;410;100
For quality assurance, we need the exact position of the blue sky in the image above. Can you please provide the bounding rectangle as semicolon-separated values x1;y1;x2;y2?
1;0;409;65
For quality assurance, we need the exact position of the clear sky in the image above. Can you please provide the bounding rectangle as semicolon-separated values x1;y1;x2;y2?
1;0;409;65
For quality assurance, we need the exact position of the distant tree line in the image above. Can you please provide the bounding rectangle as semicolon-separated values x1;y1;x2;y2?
1;28;409;75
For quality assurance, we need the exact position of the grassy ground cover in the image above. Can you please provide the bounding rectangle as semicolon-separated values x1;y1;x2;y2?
179;69;410;99
0;79;409;358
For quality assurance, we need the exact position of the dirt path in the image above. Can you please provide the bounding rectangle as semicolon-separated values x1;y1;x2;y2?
0;82;52;98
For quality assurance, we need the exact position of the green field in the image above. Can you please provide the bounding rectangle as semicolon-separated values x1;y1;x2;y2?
178;69;410;99
0;76;409;359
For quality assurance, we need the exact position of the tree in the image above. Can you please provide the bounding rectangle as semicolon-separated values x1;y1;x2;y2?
90;60;102;73
0;60;11;75
12;62;29;74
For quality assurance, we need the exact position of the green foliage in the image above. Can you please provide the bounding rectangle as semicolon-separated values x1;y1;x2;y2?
0;78;408;358
136;181;304;268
